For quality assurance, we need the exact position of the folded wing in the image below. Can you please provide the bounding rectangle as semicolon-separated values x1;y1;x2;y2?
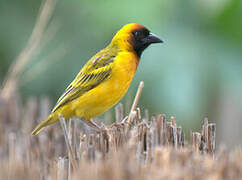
52;54;115;113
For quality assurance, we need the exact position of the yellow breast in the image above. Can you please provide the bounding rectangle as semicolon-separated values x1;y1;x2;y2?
71;52;139;119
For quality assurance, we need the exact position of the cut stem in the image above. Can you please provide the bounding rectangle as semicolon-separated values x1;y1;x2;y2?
59;115;78;171
127;81;144;124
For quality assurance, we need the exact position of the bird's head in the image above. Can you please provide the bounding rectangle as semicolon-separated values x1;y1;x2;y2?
111;23;163;57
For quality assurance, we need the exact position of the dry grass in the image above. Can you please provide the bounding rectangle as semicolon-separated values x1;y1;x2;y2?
0;91;242;180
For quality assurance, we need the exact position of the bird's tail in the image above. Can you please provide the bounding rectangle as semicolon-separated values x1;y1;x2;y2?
31;113;58;135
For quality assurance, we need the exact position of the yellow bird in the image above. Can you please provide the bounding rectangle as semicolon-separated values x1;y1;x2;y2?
32;23;163;135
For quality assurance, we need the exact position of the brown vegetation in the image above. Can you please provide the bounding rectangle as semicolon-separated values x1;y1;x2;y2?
0;92;241;180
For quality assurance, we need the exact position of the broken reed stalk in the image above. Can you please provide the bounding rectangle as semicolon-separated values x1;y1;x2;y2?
57;157;68;180
191;118;216;155
68;119;76;179
115;103;124;123
208;123;216;155
87;134;95;162
192;132;201;152
126;81;144;133
59;116;78;170
170;116;177;149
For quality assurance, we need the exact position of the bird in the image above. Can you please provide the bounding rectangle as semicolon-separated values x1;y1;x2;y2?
32;23;163;135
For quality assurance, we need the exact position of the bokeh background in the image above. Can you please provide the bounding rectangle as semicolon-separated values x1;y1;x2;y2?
0;0;242;147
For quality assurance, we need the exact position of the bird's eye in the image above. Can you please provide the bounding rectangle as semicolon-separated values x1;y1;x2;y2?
133;31;143;38
133;29;149;40
134;31;140;37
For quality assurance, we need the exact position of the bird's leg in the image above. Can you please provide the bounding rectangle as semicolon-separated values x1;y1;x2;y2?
80;118;101;132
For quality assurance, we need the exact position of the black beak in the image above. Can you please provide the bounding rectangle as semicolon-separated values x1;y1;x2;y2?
147;33;163;44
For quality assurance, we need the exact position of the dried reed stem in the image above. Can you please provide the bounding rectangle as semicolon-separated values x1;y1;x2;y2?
126;81;144;133
207;123;216;155
192;132;201;152
1;0;58;99
128;81;144;123
59;116;78;170
115;103;124;123
57;157;68;180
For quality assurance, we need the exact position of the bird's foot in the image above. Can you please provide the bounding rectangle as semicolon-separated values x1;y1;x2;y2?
80;118;106;133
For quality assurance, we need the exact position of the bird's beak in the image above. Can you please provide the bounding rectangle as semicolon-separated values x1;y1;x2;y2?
148;33;163;44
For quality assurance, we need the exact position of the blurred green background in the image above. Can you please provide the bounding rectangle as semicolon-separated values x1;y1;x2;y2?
0;0;242;147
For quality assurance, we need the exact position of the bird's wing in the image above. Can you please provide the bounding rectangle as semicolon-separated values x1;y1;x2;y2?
52;54;115;113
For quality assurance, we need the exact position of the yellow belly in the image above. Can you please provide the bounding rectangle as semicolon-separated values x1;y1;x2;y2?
71;52;138;120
